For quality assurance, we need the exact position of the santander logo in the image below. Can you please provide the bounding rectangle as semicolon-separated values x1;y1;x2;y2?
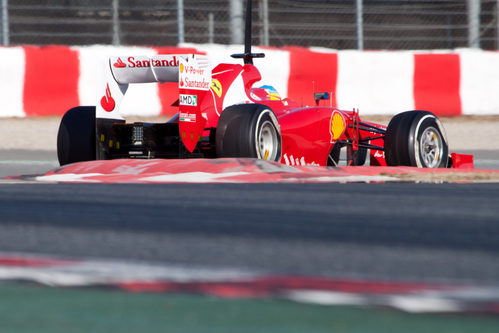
113;56;180;68
113;58;126;68
100;83;115;112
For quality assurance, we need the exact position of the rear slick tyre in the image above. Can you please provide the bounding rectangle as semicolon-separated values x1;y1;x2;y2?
216;104;282;162
57;106;96;166
385;110;448;168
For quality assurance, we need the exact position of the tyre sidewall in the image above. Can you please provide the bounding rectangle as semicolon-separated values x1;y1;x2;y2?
252;108;281;160
410;114;449;168
216;104;281;161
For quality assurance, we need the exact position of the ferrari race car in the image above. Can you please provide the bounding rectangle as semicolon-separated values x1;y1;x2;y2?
57;2;470;170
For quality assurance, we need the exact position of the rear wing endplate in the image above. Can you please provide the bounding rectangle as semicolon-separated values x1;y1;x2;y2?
96;54;208;120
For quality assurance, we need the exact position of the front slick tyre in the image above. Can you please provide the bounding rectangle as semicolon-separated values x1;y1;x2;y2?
385;110;448;168
216;104;282;162
57;106;96;166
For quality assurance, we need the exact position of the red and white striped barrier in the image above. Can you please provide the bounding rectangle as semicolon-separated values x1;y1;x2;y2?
1;44;498;118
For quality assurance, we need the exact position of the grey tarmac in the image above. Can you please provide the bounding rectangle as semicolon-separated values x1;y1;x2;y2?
0;182;498;285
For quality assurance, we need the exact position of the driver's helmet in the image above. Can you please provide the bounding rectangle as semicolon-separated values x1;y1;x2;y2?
259;85;281;101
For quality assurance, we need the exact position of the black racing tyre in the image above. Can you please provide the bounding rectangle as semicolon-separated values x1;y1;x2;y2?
216;104;282;161
57;106;96;166
385;110;448;168
327;142;367;166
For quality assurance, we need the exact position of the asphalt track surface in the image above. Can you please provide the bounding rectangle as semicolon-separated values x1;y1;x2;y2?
1;176;499;286
1;149;499;287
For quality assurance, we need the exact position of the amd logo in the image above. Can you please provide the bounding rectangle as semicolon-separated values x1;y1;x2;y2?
179;94;197;106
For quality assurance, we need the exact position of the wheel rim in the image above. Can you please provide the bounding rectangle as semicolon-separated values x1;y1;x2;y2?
420;126;443;168
258;120;279;160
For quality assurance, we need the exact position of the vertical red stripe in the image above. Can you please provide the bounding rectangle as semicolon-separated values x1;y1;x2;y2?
285;46;338;107
23;46;80;116
154;47;203;119
413;54;461;116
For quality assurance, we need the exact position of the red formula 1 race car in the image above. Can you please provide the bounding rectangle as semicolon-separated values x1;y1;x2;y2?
57;1;471;170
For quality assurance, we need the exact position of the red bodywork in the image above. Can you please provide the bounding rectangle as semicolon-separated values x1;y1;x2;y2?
180;62;387;167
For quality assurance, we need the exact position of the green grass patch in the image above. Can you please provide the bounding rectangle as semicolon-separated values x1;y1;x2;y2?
1;282;498;333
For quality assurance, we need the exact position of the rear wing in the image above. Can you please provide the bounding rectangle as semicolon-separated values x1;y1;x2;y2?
96;54;209;120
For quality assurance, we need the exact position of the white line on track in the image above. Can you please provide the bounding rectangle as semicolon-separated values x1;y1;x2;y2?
0;252;258;286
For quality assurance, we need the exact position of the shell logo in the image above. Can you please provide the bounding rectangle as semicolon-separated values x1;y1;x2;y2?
330;112;346;141
179;63;184;73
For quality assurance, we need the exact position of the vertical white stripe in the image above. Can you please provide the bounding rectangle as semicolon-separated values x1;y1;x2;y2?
460;49;499;115
336;51;415;115
283;154;290;165
73;45;161;117
253;46;290;100
222;71;248;109
0;47;25;117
